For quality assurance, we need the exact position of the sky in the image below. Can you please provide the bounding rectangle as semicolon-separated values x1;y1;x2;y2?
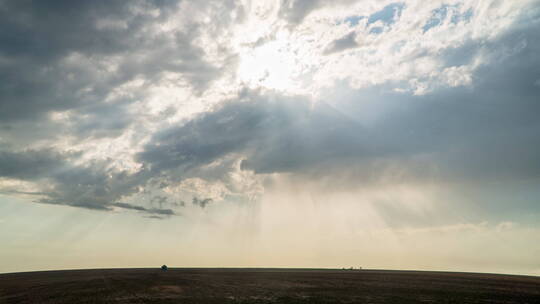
0;0;539;275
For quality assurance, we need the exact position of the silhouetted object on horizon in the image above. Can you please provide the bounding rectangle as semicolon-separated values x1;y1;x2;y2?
161;265;168;271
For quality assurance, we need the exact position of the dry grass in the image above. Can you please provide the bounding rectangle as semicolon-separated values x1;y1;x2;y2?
1;268;539;303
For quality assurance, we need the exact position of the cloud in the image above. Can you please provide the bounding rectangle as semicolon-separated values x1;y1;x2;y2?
324;31;358;54
0;147;147;211
192;197;213;208
0;149;76;180
144;215;168;220
0;1;155;121
0;0;236;143
0;0;248;216
112;202;175;216
278;0;323;26
278;0;356;26
0;0;539;220
139;22;540;188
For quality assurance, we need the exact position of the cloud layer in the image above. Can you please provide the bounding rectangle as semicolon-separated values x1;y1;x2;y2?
1;0;539;222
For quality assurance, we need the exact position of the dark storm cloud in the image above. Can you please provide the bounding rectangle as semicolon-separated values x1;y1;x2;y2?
0;0;241;215
0;0;229;141
0;0;167;120
38;164;149;211
73;102;134;139
137;90;299;173
0;1;150;61
0;149;77;180
137;91;408;179
139;23;540;185
0;147;149;211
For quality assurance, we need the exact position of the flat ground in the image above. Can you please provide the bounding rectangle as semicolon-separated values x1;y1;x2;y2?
0;268;539;303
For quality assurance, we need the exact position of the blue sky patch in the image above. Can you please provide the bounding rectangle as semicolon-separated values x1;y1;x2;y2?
368;3;405;25
369;27;384;34
423;5;474;32
344;15;364;26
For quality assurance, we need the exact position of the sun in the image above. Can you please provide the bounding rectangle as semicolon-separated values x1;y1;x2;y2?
237;36;299;91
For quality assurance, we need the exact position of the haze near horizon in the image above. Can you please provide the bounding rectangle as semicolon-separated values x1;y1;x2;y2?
1;0;539;276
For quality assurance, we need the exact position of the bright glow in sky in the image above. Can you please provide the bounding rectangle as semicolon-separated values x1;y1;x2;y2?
238;36;295;90
1;0;540;275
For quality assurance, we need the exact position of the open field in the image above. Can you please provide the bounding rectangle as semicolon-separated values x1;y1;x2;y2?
1;268;539;303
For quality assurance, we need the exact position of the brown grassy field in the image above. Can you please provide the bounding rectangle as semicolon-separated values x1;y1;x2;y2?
0;268;539;303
